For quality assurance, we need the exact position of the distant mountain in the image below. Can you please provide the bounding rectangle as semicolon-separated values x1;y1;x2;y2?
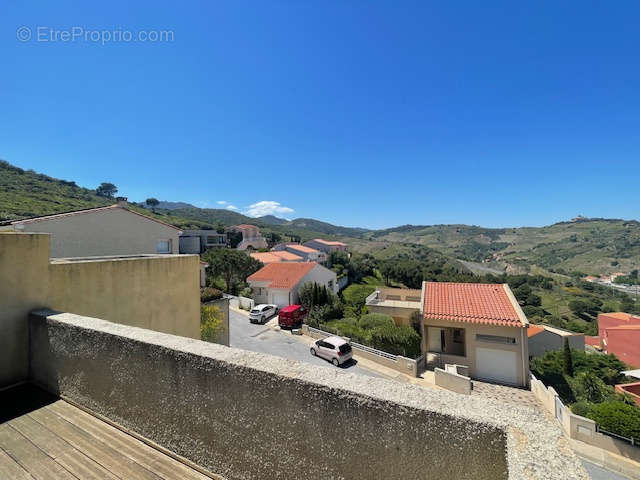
257;215;289;225
155;201;196;210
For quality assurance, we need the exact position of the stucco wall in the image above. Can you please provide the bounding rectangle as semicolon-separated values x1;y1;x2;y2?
528;330;585;358
0;232;199;387
0;233;50;386
14;207;180;257
423;318;529;387
28;310;588;480
47;255;200;339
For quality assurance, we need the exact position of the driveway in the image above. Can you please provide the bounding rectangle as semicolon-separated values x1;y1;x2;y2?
229;309;382;379
581;459;632;480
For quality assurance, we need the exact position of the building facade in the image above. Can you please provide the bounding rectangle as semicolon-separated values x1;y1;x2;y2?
303;238;348;253
0;202;181;257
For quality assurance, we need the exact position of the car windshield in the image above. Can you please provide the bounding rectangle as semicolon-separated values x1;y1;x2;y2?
250;309;260;314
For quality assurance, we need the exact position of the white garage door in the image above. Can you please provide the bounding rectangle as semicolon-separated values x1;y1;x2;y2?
476;348;518;385
270;291;290;308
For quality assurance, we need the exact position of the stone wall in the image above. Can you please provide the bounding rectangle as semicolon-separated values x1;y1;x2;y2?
29;310;588;480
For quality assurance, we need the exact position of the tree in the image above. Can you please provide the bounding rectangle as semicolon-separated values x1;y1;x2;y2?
227;231;243;249
571;372;610;403
202;249;262;294
563;338;574;376
96;182;118;198
145;198;159;212
586;401;640;440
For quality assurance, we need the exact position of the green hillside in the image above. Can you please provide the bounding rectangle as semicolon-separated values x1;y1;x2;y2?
369;220;640;276
0;160;111;221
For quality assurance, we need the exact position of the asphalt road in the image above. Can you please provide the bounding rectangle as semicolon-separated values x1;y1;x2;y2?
228;309;382;379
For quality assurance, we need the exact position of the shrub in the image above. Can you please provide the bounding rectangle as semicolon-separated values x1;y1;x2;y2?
586;401;640;440
200;305;224;342
570;400;592;417
370;324;421;358
359;313;394;330
200;287;223;303
323;319;369;344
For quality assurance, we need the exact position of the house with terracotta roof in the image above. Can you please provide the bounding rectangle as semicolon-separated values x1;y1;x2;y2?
527;324;585;358
303;238;348;254
225;224;267;250
250;251;303;264
421;282;530;387
247;262;337;308
0;199;181;257
592;312;640;367
272;243;327;263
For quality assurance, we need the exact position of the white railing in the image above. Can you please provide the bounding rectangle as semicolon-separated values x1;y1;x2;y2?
305;325;397;360
365;290;380;304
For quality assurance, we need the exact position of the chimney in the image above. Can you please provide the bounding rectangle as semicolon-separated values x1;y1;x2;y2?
115;196;128;208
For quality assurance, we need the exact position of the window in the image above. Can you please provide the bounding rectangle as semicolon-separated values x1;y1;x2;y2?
476;334;516;344
328;280;334;289
157;239;171;253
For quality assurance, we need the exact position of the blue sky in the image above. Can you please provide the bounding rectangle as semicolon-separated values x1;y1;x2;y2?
1;2;639;229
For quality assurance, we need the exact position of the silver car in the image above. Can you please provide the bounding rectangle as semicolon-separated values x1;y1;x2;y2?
310;336;353;366
249;304;277;324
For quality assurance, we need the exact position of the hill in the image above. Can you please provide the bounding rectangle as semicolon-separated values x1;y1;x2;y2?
0;160;111;221
368;220;640;276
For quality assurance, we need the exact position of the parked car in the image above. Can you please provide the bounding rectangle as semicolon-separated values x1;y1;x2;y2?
249;304;278;324
278;304;307;329
310;336;353;366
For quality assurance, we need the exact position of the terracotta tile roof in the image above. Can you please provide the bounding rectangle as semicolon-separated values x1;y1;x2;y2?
247;262;317;289
600;312;640;322
4;205;182;230
271;251;303;261
286;244;320;254
606;325;640;331
313;238;347;246
528;325;544;337
423;282;526;328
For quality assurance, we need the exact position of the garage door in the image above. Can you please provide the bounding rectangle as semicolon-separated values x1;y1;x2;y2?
271;291;290;308
475;348;518;385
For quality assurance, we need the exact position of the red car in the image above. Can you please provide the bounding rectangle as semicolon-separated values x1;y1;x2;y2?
278;304;306;329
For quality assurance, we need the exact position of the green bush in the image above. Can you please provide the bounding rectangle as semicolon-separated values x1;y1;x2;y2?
369;324;421;358
586;401;640;440
570;400;592;417
200;287;223;303
323;318;369;344
359;313;394;330
200;305;224;342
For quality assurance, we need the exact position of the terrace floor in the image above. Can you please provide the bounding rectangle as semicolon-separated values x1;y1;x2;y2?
0;384;213;480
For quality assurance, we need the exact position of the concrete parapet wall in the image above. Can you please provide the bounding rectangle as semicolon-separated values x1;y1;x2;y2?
29;310;587;480
530;374;640;466
435;367;472;395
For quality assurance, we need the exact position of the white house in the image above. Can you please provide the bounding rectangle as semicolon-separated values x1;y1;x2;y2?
272;243;327;263
303;238;348;254
247;262;338;308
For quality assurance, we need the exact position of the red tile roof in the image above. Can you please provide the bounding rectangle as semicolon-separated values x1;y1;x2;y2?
272;251;303;261
423;282;526;328
247;262;317;289
250;251;303;264
286;244;320;254
313;238;347;246
528;325;545;337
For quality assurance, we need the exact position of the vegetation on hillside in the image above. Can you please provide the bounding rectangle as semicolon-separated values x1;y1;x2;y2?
531;346;639;441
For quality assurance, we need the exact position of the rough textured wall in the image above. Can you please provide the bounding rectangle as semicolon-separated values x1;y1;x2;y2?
20;207;180;256
29;311;588;480
0;233;49;386
48;255;199;339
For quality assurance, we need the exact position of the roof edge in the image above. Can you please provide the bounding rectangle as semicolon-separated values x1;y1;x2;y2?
503;283;529;326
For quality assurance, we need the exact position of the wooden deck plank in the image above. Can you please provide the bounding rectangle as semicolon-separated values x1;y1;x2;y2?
8;415;73;459
48;401;212;480
54;451;121;480
0;425;77;480
27;407;163;480
0;448;35;480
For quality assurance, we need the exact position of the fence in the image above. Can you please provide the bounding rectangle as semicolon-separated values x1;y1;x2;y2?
224;294;254;311
530;374;640;472
301;325;423;377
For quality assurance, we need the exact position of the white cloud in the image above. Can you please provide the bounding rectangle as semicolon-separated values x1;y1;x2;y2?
216;200;228;205
226;205;238;210
244;201;294;218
